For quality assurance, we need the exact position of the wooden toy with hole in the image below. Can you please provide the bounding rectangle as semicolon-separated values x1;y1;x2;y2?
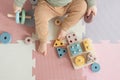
0;32;12;44
53;39;65;47
56;47;67;58
67;43;91;69
7;9;32;24
66;32;100;72
54;18;62;26
66;32;78;45
24;36;34;44
68;42;83;57
81;38;94;52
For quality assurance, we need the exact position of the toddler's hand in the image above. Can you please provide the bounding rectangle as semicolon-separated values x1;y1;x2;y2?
13;3;22;13
57;29;67;40
87;5;97;16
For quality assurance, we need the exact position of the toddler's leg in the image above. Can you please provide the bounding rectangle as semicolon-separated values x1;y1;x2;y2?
34;2;56;55
58;0;87;39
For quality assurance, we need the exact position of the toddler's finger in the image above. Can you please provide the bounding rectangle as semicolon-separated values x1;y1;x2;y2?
93;10;97;16
58;35;64;40
87;9;92;16
57;34;60;39
58;35;62;40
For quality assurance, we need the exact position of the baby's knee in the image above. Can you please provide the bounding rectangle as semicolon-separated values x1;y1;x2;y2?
78;0;87;13
69;0;87;14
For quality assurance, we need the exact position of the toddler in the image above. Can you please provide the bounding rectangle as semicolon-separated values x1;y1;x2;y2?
14;0;97;56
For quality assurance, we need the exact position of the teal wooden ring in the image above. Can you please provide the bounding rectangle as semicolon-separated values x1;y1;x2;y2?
16;11;20;24
21;9;26;24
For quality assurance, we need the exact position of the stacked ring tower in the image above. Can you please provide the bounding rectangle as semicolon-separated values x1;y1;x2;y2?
7;9;32;24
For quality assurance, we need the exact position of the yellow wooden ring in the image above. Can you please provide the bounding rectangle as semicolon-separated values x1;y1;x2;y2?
55;19;61;26
74;56;85;66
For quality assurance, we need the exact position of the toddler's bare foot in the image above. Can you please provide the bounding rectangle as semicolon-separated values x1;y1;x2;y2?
38;42;47;56
57;29;67;40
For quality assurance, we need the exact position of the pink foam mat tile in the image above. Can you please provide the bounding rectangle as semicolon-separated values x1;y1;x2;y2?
33;43;87;80
83;41;120;80
32;41;120;80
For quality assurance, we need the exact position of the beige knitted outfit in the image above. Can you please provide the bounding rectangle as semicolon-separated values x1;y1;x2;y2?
34;0;87;43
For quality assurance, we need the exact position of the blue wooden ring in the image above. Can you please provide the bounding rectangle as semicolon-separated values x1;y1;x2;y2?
0;32;12;44
16;11;20;24
91;62;100;72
